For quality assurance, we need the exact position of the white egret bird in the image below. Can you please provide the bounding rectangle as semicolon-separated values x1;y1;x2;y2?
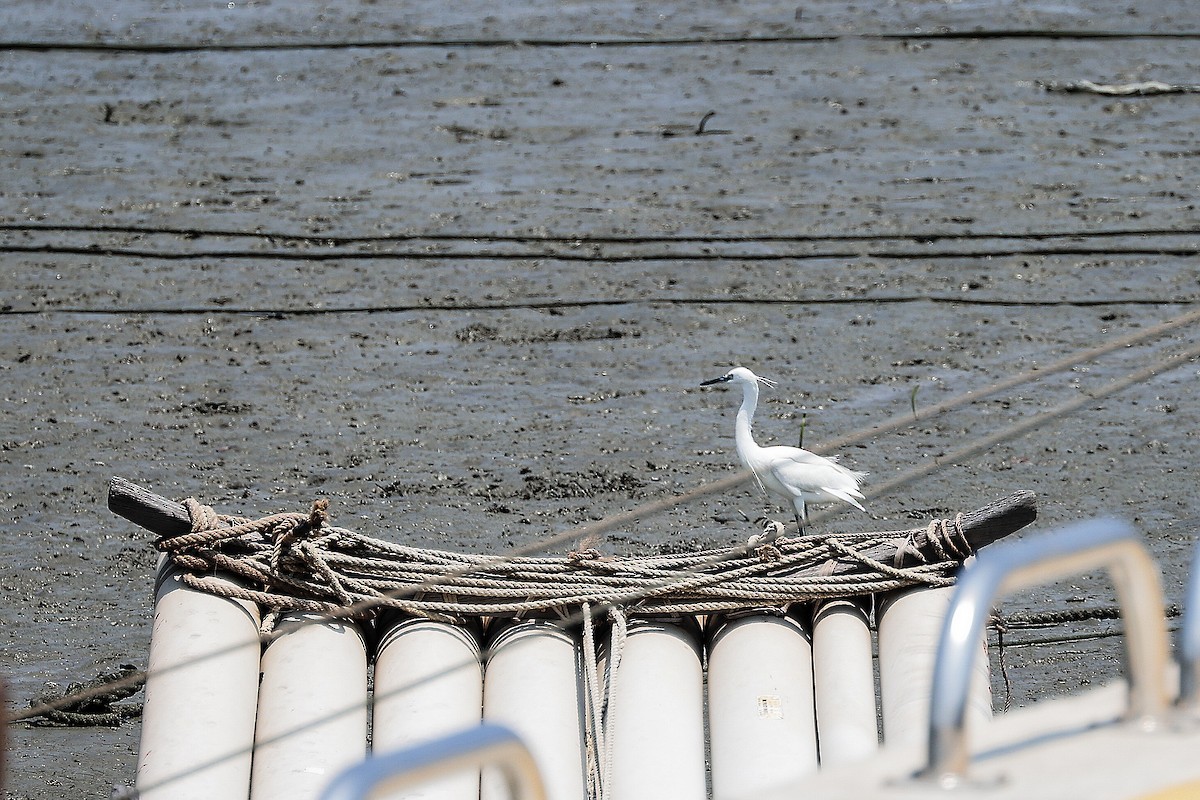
701;366;866;535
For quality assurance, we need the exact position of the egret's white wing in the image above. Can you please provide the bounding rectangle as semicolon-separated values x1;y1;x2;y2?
765;445;867;503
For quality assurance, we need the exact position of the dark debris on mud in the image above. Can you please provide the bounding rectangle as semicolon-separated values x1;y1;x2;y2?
377;467;648;502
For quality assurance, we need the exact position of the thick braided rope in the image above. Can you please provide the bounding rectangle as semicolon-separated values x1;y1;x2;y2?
157;499;975;621
580;602;606;800
823;537;957;588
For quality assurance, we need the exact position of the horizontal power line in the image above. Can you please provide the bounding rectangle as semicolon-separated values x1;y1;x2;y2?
3;244;1198;263
2;30;1199;54
3;295;1195;318
6;222;1197;245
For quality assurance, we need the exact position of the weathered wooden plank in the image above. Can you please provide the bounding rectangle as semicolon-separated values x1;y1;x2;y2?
107;476;195;537
107;475;1036;571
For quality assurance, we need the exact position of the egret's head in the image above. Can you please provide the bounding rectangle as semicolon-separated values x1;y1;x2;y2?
700;366;776;388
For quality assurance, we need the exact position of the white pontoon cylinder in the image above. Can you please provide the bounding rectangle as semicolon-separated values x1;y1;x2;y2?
250;611;369;800
708;613;818;799
373;616;484;800
811;598;878;765
877;585;991;747
136;559;262;800
482;619;587;800
606;618;706;800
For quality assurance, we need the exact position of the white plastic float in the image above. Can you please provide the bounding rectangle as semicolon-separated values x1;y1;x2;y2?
132;572;990;800
373;617;484;800
114;480;1045;800
136;558;262;800
708;612;818;799
760;518;1190;799
811;598;879;766
318;520;1200;800
605;618;706;800
482;619;587;800
250;611;369;800
877;584;992;747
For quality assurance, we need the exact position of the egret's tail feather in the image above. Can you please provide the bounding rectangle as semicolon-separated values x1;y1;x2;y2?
823;486;867;512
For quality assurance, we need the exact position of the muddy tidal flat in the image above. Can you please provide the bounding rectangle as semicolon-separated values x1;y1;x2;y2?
2;2;1200;797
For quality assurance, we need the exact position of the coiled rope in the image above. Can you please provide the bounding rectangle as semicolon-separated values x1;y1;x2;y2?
162;497;977;630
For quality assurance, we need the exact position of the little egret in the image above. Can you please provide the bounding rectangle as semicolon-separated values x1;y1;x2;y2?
701;366;867;535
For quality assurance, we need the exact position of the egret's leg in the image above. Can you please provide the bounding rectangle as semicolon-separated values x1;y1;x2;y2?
792;499;808;536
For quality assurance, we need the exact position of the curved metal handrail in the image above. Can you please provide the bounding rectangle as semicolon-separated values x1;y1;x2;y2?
922;518;1170;786
319;723;546;800
1180;539;1200;709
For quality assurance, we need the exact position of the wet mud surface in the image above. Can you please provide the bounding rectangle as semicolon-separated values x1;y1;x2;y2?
3;2;1200;797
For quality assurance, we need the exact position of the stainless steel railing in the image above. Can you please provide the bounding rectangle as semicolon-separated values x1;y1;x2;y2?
921;518;1171;787
1179;539;1200;711
319;723;546;800
316;519;1185;796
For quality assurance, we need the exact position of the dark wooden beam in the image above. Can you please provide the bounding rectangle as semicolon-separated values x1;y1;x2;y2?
109;476;1035;569
107;476;194;537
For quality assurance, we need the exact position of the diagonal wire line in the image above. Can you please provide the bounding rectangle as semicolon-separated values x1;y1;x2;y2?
15;334;1200;798
8;309;1200;733
122;336;1200;796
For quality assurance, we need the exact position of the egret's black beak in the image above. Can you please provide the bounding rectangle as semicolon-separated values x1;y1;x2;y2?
700;375;731;386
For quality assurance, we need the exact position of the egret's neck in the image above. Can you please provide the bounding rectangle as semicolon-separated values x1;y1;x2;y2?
734;380;761;461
